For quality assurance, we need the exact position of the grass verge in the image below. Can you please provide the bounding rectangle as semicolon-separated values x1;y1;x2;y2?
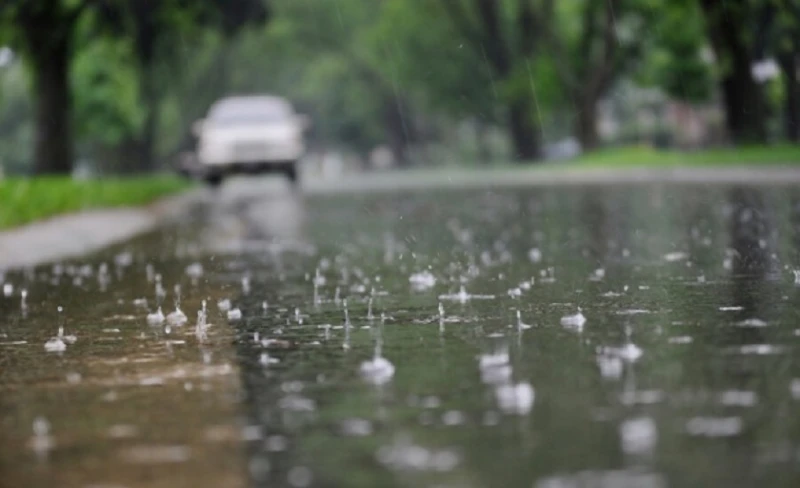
0;176;192;230
566;144;800;168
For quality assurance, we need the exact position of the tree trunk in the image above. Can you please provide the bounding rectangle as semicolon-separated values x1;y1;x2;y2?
575;98;599;151
30;36;73;175
699;0;767;144
383;94;413;167
778;51;799;142
133;66;159;173
721;57;767;144
508;102;539;161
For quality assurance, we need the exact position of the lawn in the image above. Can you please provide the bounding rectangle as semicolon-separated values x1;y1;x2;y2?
0;176;192;230
567;144;800;167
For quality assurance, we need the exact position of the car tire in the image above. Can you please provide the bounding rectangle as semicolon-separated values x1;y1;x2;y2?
206;173;224;188
284;163;299;186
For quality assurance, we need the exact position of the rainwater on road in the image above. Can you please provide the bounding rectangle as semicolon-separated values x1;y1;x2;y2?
3;177;800;488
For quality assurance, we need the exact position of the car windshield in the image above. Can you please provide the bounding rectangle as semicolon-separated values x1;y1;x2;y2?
208;98;292;125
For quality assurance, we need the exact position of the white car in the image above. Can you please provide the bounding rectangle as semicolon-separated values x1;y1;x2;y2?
194;95;308;186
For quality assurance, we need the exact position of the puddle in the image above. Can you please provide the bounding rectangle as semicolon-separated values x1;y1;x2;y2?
3;184;800;487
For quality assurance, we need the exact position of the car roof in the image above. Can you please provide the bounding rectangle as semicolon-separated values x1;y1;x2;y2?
208;96;293;118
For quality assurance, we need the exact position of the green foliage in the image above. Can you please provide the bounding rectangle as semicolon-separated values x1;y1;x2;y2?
1;0;799;174
0;175;192;229
637;0;712;102
567;144;800;167
72;39;144;145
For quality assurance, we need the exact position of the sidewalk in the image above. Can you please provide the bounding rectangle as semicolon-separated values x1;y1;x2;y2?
0;189;203;270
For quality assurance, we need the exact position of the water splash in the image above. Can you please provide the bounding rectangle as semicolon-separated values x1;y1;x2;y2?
342;299;351;350
185;262;203;284
494;382;535;415
29;416;54;459
560;309;586;331
528;247;542;263
359;338;395;385
166;284;188;326
217;298;232;313
195;300;208;341
619;417;658;455
154;274;166;302
45;308;72;352
438;285;494;303
515;310;531;331
146;307;165;326
663;251;689;262
227;308;242;321
409;270;436;291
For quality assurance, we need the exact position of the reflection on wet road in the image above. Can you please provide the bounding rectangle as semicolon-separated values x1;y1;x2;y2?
4;178;800;487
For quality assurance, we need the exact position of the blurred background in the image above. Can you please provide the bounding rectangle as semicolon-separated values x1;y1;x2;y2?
0;0;798;177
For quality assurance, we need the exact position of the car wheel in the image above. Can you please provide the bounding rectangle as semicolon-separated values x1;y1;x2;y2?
206;173;224;188
284;163;299;186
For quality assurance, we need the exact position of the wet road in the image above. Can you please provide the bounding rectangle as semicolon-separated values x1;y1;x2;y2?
3;177;800;487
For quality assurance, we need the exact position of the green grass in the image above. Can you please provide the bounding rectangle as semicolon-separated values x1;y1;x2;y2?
566;144;800;168
0;176;192;230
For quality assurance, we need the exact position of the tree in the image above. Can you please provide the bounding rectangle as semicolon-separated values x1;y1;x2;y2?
0;0;268;175
542;0;659;150
639;1;713;104
0;1;94;174
698;0;768;144
438;0;546;161
237;0;419;166
96;0;268;172
757;0;800;141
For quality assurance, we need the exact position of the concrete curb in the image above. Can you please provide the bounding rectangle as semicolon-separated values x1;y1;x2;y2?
0;188;204;270
303;165;800;194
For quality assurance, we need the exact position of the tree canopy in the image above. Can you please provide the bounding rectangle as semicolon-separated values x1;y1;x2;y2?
0;0;797;175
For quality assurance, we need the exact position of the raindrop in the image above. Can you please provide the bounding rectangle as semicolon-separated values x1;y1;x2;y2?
227;308;242;321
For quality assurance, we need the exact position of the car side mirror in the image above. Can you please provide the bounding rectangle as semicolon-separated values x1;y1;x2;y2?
191;119;205;137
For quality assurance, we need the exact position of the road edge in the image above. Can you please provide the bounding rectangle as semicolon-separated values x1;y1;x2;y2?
0;188;204;270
